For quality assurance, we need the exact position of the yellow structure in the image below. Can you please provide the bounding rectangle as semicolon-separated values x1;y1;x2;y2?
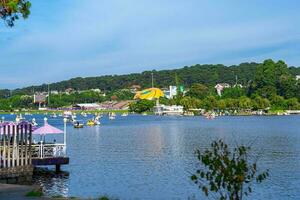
134;88;164;100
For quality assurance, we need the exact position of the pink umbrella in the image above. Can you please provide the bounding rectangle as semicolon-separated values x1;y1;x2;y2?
33;118;64;145
33;121;63;135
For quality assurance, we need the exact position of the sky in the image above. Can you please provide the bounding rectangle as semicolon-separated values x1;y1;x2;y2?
0;0;300;89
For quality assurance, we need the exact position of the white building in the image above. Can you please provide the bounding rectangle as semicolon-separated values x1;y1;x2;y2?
91;88;101;93
215;83;231;97
164;86;177;99
296;75;300;81
74;103;101;110
154;104;184;116
50;90;59;94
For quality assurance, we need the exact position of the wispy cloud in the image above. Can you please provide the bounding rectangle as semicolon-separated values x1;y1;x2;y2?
0;0;300;88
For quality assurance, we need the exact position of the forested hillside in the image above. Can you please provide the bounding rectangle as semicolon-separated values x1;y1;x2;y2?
9;62;298;94
1;61;299;96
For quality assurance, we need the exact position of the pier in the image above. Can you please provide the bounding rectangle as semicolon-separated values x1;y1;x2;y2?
0;122;33;183
0;118;69;183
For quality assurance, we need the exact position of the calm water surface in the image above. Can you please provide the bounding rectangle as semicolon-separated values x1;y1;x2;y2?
2;114;300;200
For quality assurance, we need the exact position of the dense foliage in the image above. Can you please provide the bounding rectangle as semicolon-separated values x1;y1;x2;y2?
191;139;269;200
129;100;155;113
0;59;299;111
0;0;31;26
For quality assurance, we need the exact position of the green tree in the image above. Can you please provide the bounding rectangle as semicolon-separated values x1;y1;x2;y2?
238;96;252;110
255;86;277;99
285;98;300;110
187;83;209;99
191;139;269;200
129;100;155;113
222;87;246;99
0;0;31;27
252;96;270;110
278;75;298;98
203;96;218;110
270;95;285;110
217;99;226;110
179;96;202;110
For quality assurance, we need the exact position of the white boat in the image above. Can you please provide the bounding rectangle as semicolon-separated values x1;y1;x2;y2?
50;113;57;118
109;112;116;120
94;116;101;125
16;114;26;121
32;118;38;126
121;113;128;117
94;120;101;125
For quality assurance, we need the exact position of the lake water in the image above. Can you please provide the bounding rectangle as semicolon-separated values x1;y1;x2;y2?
2;114;300;200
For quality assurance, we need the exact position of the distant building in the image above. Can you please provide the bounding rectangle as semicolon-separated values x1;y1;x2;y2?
98;101;131;110
33;93;47;103
215;83;231;97
296;75;300;81
163;86;178;99
130;85;141;93
73;103;101;110
65;88;74;94
154;105;184;116
51;90;59;94
90;88;101;93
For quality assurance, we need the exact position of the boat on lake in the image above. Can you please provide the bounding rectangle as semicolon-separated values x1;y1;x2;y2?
74;120;84;128
109;112;116;120
121;113;128;117
50;113;57;118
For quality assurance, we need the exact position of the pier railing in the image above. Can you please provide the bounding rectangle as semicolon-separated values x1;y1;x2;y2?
0;123;32;169
31;143;66;159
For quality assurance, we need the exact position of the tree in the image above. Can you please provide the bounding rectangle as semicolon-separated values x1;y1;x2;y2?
217;99;226;110
179;96;202;110
286;98;300;110
270;95;285;110
0;0;31;27
252;59;291;97
278;75;298;98
191;139;269;200
203;96;218;110
222;87;246;99
252;96;270;110
187;83;209;99
238;96;252;110
129;100;155;113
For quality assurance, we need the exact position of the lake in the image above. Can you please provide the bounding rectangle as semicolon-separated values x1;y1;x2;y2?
2;114;300;200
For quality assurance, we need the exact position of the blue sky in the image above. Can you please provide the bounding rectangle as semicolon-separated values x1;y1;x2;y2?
0;0;300;89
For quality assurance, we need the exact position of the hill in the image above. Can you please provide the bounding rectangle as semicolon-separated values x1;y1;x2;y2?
3;61;300;96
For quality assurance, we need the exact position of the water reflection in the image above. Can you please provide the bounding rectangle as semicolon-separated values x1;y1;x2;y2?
1;114;300;199
32;170;70;197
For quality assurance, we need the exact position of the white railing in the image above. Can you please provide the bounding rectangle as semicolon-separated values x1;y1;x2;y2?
31;143;66;159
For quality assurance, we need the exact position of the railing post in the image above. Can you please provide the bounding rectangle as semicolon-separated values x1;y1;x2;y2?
7;125;11;168
2;126;6;168
28;124;32;165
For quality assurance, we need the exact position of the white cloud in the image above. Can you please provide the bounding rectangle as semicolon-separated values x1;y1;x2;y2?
0;0;300;88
